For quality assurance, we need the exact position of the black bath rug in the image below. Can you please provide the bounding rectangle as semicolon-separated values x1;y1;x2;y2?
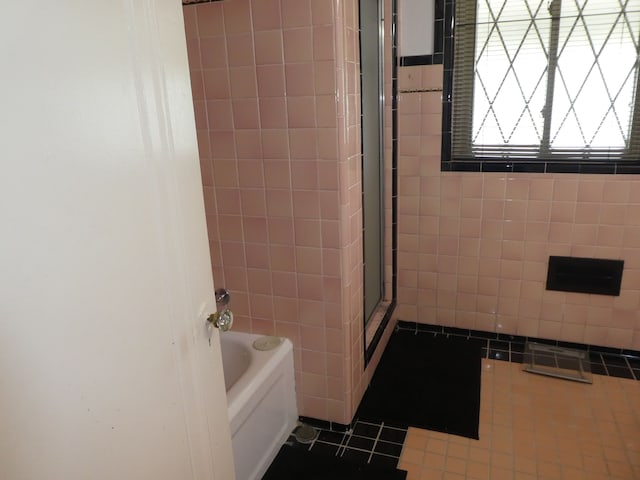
262;444;407;480
357;328;483;440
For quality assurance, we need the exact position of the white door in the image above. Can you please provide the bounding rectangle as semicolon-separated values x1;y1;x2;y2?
0;1;234;479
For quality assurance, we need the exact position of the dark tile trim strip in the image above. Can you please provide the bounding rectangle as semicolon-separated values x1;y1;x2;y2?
396;320;640;381
397;320;640;357
182;0;222;5
299;416;352;433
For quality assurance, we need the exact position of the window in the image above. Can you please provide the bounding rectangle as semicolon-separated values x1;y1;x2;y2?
448;0;640;171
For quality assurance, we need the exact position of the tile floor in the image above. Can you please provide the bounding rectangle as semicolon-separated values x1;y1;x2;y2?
398;359;640;480
287;324;640;479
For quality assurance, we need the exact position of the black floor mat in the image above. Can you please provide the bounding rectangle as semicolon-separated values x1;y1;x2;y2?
357;329;483;439
262;444;407;480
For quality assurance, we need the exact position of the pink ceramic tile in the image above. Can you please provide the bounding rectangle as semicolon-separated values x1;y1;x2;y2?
217;215;244;242
296;247;323;274
220;242;246;267
260;129;289;159
227;33;255;67
549;202;576;223
256;65;286;97
311;0;334;25
209;131;236;158
283;27;314;62
247;267;273;293
289;129;318;159
285;63;315;96
268;217;295;245
211;158;239;188
577;179;605;202
294;219;322;247
207;99;233;130
229;66;258;97
271;271;298;298
529;178;554;200
240;189;267;216
287;96;316;128
290;161;318;191
269;245;296;271
266;189;294;217
215;188;241;215
281;0;313;27
263;160;291;190
292;190;321;218
183;5;199;39
313;25;335;60
223;0;252;34
259;98;288;128
189;71;206;102
302;349;327;375
235;130;263;159
314;61;337;95
603;180;630;203
254;30;284;65
300;324;326;351
315;95;338;127
297;273;324;300
242;216;268;243
196;3;225;37
203;68;230;99
232;98;260;129
197;38;226;70
237;159;264;187
598;225;624;247
192;100;208;131
600;204;627;225
322;248;341;276
251;0;282;31
187;38;201;71
317;128;339;160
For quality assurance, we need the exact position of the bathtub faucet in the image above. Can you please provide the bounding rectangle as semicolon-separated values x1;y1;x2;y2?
208;287;233;331
208;308;233;332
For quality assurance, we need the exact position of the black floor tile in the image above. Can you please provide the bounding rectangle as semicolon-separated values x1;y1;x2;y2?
352;421;381;439
374;440;403;457
378;426;407;444
317;430;346;445
341;447;370;463
346;435;375;451
311;441;340;456
369;453;400;469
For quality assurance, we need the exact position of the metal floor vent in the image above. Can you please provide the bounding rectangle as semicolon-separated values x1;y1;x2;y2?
292;424;318;444
523;342;592;384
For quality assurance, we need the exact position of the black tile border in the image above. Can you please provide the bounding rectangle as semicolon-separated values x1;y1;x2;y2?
182;0;223;5
397;320;640;381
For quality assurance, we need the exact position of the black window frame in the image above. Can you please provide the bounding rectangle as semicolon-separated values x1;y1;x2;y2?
439;0;640;174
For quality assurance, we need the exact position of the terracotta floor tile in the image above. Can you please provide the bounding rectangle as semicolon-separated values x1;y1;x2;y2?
397;359;640;480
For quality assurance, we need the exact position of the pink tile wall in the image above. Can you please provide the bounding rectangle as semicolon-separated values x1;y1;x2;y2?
396;65;640;351
183;0;396;425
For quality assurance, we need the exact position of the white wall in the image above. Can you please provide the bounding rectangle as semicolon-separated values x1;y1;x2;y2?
398;0;435;56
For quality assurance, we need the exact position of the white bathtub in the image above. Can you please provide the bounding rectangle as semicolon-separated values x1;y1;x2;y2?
220;331;298;480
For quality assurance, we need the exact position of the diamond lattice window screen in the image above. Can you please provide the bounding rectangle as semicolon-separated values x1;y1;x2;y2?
452;0;640;162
